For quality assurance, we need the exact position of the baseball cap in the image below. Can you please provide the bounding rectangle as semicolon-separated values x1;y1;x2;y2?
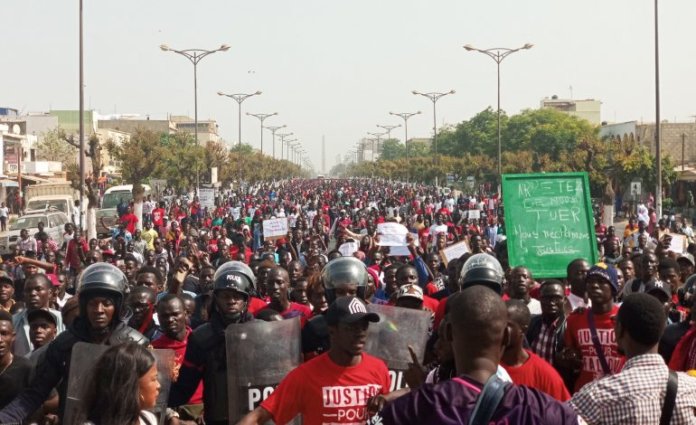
397;284;424;301
678;253;696;267
326;296;380;326
0;271;14;287
586;263;619;294
27;309;58;326
645;280;672;302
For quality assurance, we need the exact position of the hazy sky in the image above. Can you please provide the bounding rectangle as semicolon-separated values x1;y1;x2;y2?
3;1;696;172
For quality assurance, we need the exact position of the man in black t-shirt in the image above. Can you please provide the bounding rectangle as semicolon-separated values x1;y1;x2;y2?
0;310;33;409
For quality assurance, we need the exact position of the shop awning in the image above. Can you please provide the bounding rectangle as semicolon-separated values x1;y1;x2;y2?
676;166;696;182
0;179;18;188
20;175;52;184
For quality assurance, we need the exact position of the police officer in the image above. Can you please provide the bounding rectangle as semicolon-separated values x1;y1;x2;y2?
0;262;147;423
302;256;368;359
168;261;255;425
459;253;505;294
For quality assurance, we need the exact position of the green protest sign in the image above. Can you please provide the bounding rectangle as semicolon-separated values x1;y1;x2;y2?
502;172;598;278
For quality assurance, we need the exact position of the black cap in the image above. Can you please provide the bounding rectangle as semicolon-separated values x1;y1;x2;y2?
27;309;58;326
0;271;14;287
646;280;672;303
326;296;380;326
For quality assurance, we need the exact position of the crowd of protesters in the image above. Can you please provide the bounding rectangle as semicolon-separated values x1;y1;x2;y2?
0;178;695;424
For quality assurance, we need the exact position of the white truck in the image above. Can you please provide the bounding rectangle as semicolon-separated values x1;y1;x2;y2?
24;182;80;222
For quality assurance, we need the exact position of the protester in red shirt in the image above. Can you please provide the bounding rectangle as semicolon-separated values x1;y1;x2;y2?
152;202;166;228
562;264;625;392
502;299;571;401
119;205;139;235
151;295;204;415
64;230;89;273
239;297;390;425
256;267;311;328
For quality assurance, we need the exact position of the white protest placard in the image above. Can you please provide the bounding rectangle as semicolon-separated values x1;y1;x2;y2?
338;241;359;257
389;245;411;257
376;222;409;246
198;188;215;209
668;234;687;254
467;210;480;220
440;241;470;266
262;218;288;240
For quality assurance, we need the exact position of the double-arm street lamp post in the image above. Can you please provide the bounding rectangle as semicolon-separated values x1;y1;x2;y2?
160;44;230;144
247;113;277;154
217;91;261;146
412;90;455;187
376;124;401;140
367;132;387;162
285;139;298;161
389;111;421;158
277;132;294;160
463;43;533;192
264;125;286;158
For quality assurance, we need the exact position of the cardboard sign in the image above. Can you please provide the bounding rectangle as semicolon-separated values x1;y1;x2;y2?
199;188;215;209
389;245;411;257
668;234;687;254
377;223;409;246
467;210;481;220
440;241;470;266
263;218;288;239
338;241;359;257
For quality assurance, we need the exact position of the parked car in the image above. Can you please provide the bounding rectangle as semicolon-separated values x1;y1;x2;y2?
0;211;70;254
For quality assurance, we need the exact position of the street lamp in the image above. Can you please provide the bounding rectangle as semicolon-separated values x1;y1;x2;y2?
277;132;294;160
217;90;261;146
376;124;401;140
412;90;455;186
367;132;387;162
284;139;298;161
264;125;286;158
160;43;230;145
463;42;533;191
389;111;421;158
247;112;278;154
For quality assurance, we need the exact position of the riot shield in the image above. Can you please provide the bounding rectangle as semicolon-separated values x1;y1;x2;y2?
364;304;431;391
151;348;175;425
63;343;108;425
62;343;173;425
226;317;302;424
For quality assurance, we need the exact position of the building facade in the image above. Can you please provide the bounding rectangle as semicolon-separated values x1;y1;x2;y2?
540;97;601;125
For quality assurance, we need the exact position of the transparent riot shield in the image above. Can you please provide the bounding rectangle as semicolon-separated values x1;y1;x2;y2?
63;343;108;425
364;304;431;391
226;317;302;424
151;348;175;425
62;343;173;425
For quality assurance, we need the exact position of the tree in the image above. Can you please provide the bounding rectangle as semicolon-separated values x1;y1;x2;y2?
42;128;105;238
65;134;103;238
379;139;406;161
438;107;502;157
504;108;596;160
158;133;206;191
36;127;78;170
106;128;165;229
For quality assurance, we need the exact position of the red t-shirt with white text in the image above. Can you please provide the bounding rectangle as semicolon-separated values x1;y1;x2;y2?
564;305;625;392
261;352;390;425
